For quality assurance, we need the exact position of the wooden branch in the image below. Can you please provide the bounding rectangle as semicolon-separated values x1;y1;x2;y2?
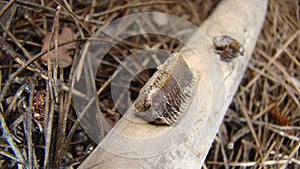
78;0;268;168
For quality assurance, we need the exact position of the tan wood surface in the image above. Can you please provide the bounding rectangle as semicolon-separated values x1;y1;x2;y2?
78;0;268;168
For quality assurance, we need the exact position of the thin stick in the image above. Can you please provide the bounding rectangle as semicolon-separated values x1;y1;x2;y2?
240;30;300;93
0;22;42;70
40;0;47;31
54;70;66;168
237;96;262;154
182;0;201;25
258;141;277;169
0;110;26;166
215;136;229;169
43;82;55;168
89;0;96;14
5;83;26;118
15;0;104;26
0;150;24;163
206;159;294;167
50;6;61;103
257;48;300;105
0;70;2;92
0;46;45;102
24;77;36;169
0;39;85;99
23;14;45;37
280;142;300;168
89;1;176;18
44;5;62;168
110;52;145;84
0;0;15;17
0;70;2;113
54;0;91;35
62;42;79;148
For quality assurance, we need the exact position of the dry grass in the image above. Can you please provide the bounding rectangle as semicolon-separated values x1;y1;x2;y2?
205;0;300;168
0;0;299;168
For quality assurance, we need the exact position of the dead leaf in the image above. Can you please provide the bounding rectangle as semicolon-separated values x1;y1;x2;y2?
40;27;75;68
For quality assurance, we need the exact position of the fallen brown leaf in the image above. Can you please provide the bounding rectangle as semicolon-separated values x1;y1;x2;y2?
40;27;75;68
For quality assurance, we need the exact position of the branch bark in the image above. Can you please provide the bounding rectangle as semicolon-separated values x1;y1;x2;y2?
78;0;268;168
